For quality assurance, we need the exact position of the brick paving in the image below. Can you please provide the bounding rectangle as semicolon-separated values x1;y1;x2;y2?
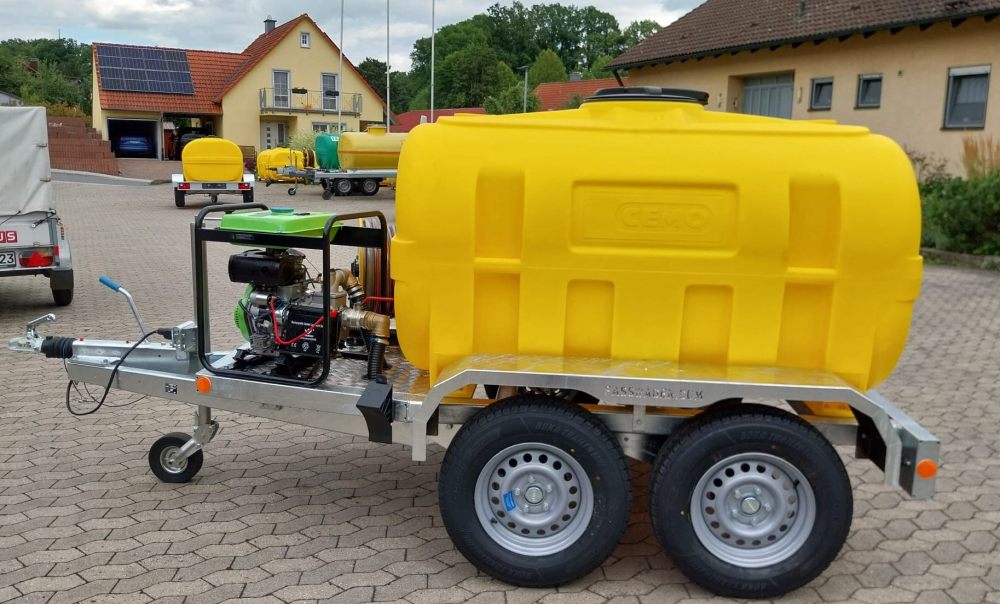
1;181;998;603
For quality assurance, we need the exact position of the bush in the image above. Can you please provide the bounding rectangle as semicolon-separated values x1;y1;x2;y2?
962;134;1000;179
921;171;1000;255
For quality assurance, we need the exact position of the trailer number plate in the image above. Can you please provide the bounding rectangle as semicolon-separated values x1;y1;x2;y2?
202;183;226;190
0;251;15;267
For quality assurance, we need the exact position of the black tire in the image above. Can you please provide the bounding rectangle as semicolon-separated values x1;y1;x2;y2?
174;189;186;207
242;190;254;203
51;288;73;306
439;395;631;587
361;178;379;196
322;188;333;201
148;432;204;483
649;404;852;599
334;179;353;196
287;187;297;196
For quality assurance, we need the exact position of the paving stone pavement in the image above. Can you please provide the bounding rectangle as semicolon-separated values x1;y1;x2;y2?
0;181;998;604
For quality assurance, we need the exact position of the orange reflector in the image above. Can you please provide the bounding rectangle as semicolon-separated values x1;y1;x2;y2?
194;376;212;394
916;459;937;480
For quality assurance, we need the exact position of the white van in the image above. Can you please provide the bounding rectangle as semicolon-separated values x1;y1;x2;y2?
0;107;73;305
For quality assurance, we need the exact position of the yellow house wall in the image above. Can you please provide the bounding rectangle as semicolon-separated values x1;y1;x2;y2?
221;19;387;151
627;17;999;174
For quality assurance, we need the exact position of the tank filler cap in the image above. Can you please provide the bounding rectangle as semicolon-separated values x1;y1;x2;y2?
271;207;295;214
584;86;709;105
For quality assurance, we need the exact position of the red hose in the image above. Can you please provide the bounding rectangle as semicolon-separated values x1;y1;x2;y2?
269;298;336;345
364;296;394;303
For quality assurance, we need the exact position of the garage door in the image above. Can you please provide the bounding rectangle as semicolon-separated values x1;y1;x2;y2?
742;74;794;119
107;119;158;159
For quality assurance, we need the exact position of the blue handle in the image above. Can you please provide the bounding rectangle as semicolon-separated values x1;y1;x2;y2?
99;276;122;292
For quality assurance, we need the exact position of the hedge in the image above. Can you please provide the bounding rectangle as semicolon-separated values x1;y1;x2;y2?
920;171;1000;256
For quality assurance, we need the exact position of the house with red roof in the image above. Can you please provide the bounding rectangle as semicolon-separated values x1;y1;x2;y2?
534;77;628;111
609;0;1000;174
392;108;486;133
91;14;389;160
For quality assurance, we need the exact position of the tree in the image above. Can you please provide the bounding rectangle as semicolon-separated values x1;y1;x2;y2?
584;55;614;79
528;49;567;88
620;20;662;51
435;45;511;108
484;2;540;70
0;37;91;111
20;61;84;107
530;4;583;70
485;83;540;114
409;19;490;94
356;57;412;115
578;6;620;69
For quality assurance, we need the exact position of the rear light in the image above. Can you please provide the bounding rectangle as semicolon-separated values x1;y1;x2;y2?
178;183;191;190
238;183;250;190
19;248;54;268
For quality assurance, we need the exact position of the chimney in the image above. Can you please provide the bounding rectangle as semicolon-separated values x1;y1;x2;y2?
569;71;583;81
264;16;276;34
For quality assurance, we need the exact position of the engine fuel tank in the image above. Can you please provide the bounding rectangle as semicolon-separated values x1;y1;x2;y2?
391;87;923;390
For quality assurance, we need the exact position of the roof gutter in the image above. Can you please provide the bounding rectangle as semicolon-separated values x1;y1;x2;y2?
608;9;1000;70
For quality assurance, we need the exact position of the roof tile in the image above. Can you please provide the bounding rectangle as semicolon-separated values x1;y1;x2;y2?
534;78;626;111
610;0;1000;69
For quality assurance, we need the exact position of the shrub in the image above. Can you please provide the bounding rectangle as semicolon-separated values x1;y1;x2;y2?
905;147;950;184
921;171;1000;255
962;134;1000;179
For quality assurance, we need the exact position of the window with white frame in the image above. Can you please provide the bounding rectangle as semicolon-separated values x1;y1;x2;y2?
300;32;311;48
322;73;338;111
944;65;990;129
272;70;290;108
312;122;347;133
810;77;833;111
856;74;882;109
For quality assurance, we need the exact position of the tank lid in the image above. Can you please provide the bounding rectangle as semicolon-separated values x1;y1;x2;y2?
583;86;709;105
271;207;295;214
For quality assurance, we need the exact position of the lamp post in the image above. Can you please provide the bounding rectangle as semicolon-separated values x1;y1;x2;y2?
518;65;529;113
386;0;390;132
430;0;435;122
338;0;344;132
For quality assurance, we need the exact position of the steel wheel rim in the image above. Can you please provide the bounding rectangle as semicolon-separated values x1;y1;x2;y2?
336;180;352;194
159;446;187;475
362;180;378;194
474;442;593;556
690;452;816;568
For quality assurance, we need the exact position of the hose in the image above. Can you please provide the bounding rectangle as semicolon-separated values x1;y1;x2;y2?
367;337;386;380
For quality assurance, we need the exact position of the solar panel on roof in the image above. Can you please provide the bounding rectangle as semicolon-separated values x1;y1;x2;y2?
96;45;195;95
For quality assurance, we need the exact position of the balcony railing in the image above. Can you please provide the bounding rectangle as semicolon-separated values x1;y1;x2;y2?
259;88;363;115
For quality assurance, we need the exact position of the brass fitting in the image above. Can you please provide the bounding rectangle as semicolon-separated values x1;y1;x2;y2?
331;268;365;306
341;307;390;344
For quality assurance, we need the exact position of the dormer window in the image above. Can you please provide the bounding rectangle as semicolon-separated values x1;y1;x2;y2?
300;32;311;48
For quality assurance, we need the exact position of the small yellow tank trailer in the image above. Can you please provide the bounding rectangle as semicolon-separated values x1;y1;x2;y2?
172;137;255;207
10;88;939;598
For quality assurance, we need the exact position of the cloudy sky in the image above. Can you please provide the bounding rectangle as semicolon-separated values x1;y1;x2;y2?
0;0;705;70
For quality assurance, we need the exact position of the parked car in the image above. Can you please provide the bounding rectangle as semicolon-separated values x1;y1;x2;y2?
116;135;152;157
0;107;74;305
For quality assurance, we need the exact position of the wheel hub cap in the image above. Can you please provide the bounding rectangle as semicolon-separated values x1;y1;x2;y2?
474;443;593;557
691;452;816;568
159;446;187;474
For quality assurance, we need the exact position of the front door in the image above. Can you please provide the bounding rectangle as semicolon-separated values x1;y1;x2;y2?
260;122;288;150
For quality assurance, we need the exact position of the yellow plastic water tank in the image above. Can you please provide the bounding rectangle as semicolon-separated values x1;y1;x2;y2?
392;88;923;390
338;128;406;170
257;148;306;182
181;137;244;182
